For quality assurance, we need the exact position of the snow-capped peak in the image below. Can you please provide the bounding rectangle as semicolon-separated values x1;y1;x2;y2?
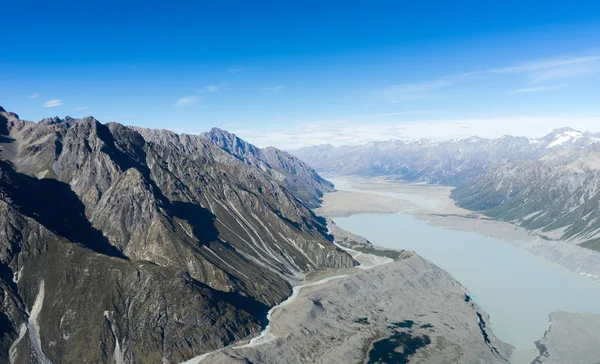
546;130;583;148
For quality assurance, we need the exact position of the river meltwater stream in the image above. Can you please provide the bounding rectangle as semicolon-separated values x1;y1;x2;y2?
330;179;600;364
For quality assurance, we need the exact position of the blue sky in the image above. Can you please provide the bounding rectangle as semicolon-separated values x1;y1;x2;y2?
2;1;600;148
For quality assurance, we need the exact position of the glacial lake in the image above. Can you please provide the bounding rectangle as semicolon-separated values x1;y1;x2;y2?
332;192;600;363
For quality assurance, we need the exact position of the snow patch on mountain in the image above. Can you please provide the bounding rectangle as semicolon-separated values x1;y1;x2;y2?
547;130;584;148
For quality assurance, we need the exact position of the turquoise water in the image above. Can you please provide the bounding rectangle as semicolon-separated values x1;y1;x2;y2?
334;212;600;363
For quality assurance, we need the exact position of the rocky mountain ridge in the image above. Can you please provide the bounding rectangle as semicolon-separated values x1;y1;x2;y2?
291;127;600;185
0;107;354;363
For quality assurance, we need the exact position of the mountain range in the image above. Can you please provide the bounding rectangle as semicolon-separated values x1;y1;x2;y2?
0;107;354;363
291;128;600;251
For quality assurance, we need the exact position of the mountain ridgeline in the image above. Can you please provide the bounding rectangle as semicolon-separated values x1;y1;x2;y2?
0;107;355;363
291;128;600;251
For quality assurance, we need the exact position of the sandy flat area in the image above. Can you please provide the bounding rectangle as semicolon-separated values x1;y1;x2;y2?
316;176;537;243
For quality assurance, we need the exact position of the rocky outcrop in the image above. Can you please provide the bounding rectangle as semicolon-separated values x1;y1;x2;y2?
0;107;355;363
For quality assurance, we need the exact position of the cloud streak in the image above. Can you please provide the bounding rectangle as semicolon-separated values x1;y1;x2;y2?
372;78;455;102
506;83;567;94
492;55;600;83
199;85;220;93
265;85;285;93
228;67;245;74
43;99;62;107
29;93;40;99
491;56;600;74
174;96;200;107
373;53;600;103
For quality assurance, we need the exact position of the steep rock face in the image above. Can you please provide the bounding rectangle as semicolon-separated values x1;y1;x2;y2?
0;107;355;363
452;146;600;251
135;127;354;281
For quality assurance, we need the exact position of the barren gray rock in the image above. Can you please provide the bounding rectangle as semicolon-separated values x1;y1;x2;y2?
195;251;513;364
533;312;600;364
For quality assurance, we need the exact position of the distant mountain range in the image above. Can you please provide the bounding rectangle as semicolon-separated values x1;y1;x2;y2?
291;128;600;251
0;106;354;363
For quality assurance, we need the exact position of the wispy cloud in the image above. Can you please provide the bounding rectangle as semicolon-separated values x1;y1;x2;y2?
491;56;600;74
43;99;63;108
174;96;200;107
371;78;457;102
28;92;40;99
199;85;221;93
492;56;600;83
73;106;88;111
506;83;568;94
372;53;600;104
228;67;245;74
265;85;285;93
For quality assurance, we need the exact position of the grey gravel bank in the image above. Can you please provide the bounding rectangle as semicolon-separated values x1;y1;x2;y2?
184;225;513;364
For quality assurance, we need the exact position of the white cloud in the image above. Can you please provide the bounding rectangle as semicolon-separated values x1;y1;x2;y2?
506;84;567;94
228;67;245;74
175;96;200;107
199;85;220;93
43;99;63;108
228;115;600;149
265;85;285;93
73;106;88;111
29;93;40;99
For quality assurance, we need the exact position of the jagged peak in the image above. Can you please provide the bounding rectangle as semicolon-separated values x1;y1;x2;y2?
39;116;63;125
207;127;237;138
0;106;20;120
204;127;260;155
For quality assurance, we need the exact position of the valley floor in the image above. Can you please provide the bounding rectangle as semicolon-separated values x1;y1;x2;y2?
182;175;600;364
316;175;600;283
